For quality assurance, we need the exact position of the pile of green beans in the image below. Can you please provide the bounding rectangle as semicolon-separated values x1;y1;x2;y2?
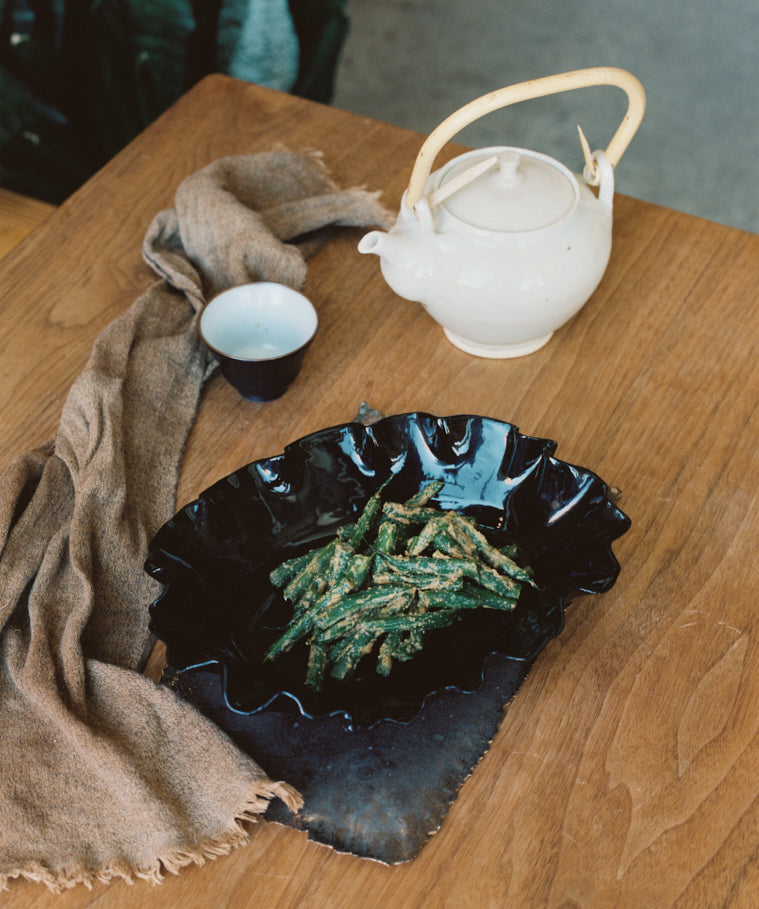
265;480;536;691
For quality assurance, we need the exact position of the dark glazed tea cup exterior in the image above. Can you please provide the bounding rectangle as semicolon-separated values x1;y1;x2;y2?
212;340;314;403
200;282;318;402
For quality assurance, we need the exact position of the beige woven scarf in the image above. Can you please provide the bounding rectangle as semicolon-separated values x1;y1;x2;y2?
0;150;390;892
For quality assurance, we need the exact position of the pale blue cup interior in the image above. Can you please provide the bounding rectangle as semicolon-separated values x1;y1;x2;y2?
200;283;318;401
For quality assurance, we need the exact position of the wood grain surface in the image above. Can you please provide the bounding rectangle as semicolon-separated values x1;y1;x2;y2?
1;75;758;908
0;188;56;259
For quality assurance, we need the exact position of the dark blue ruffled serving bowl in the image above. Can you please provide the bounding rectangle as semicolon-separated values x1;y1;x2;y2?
146;412;630;727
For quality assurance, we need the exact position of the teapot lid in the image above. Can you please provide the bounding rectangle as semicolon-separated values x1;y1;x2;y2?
434;147;578;232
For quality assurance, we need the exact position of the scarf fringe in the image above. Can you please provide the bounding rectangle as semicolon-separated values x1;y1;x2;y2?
0;780;303;894
301;146;337;187
302;146;394;223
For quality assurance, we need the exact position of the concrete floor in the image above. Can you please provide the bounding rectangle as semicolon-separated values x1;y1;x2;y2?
333;0;759;234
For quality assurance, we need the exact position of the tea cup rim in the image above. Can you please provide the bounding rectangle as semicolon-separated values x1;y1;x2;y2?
199;282;318;363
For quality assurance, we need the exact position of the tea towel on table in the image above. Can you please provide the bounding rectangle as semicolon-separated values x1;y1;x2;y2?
0;150;390;892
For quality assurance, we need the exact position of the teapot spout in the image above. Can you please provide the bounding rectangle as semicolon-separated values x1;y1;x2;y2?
357;230;387;256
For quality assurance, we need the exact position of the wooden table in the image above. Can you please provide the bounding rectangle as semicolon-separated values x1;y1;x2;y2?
0;188;56;259
2;74;758;909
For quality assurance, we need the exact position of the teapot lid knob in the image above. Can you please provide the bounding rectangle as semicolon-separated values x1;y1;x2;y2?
495;151;523;186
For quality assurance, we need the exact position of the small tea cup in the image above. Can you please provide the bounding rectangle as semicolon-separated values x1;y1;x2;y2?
200;283;318;402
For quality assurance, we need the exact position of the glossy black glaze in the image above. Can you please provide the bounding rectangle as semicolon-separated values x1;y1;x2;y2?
211;338;313;402
146;413;631;728
163;655;534;863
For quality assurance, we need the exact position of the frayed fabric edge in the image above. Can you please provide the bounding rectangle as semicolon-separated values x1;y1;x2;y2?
0;780;304;894
276;144;394;218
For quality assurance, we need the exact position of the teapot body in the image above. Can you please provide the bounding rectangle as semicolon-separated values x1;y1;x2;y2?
360;147;614;358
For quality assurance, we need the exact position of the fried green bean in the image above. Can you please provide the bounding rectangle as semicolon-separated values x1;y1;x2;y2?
405;515;449;556
292;576;327;618
420;587;517;613
381;502;440;525
344;552;374;588
405;479;444;506
329;628;377;680
269;551;313;588
392;629;424;661
377;627;426;676
281;538;337;604
372;569;465;592
375;552;471;577
469;562;522;598
337;484;386;548
305;640;329;691
448;513;536;585
375;518;402;554
357;609;459;635
263;479;536;688
315;585;411;632
325;540;355;585
377;631;401;676
264;605;318;661
430;530;471;559
319;587;417;644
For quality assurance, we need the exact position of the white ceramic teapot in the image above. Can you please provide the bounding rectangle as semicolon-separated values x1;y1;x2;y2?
358;68;645;358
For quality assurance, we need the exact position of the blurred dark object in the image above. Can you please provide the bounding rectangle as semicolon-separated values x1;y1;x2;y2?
288;0;348;103
0;0;349;204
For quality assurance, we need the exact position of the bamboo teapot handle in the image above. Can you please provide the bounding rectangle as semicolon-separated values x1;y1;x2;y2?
405;67;646;209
